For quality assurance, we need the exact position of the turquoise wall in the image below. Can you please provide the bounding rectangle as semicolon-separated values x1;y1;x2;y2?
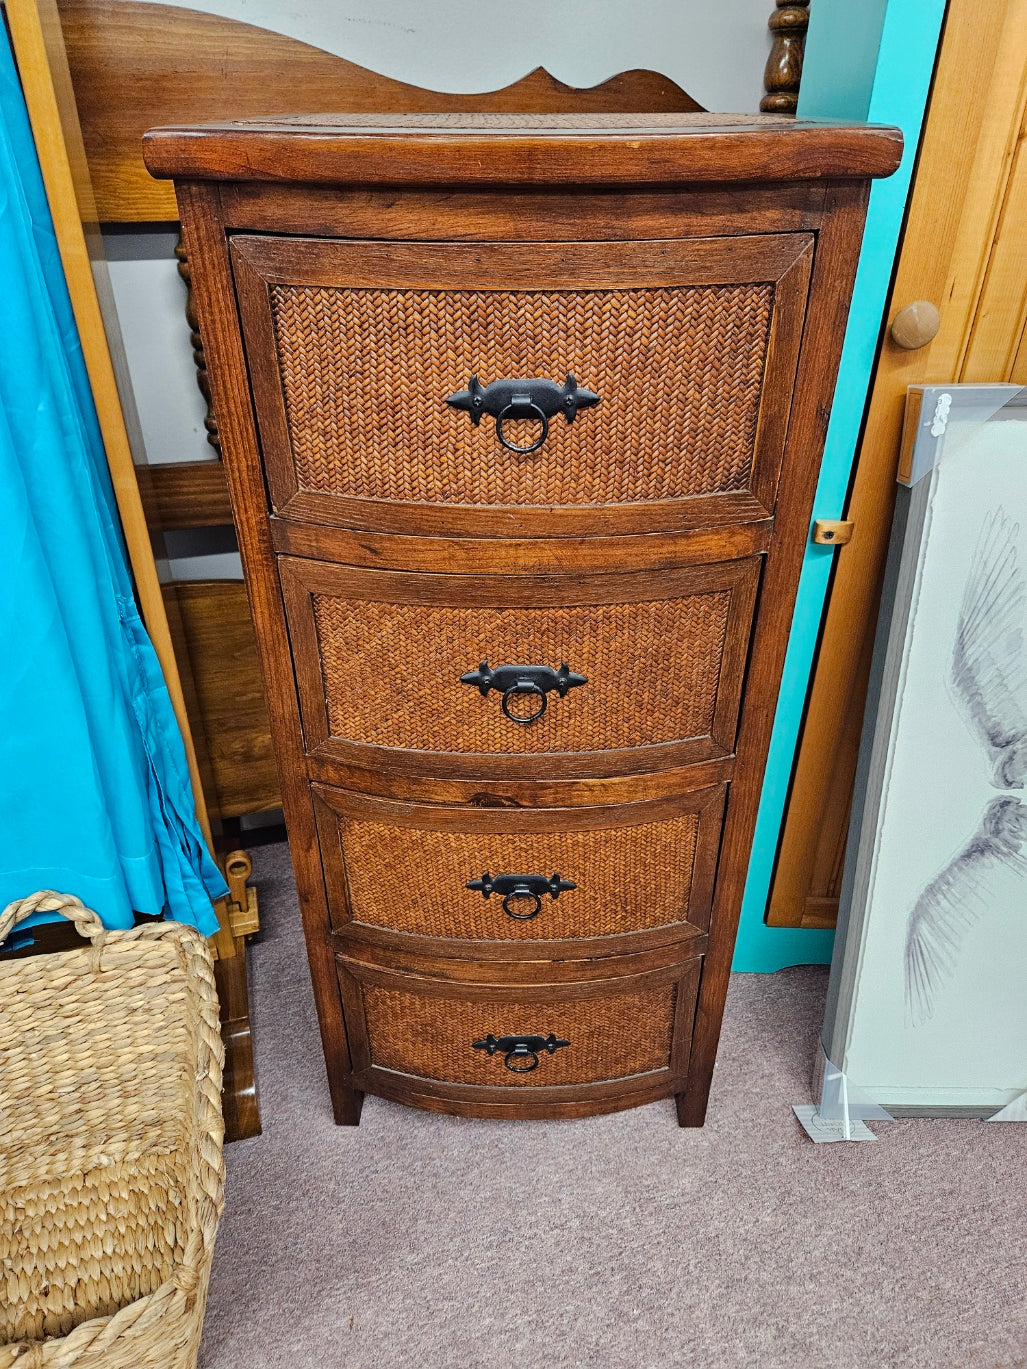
731;0;948;971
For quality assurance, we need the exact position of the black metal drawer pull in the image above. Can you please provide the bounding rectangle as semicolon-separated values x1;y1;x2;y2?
459;660;587;724
445;374;600;454
466;871;576;920
472;1032;570;1073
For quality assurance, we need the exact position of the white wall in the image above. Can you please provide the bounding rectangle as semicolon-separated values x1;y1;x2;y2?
107;248;208;467
148;0;773;111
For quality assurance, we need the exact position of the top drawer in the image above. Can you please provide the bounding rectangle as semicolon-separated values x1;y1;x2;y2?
232;234;813;537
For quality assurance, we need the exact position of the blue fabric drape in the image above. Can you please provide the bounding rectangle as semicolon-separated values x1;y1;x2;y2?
0;32;225;933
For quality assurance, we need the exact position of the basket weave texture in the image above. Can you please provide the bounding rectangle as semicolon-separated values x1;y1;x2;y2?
364;984;677;1086
339;811;700;940
269;282;774;506
0;892;225;1369
312;591;731;754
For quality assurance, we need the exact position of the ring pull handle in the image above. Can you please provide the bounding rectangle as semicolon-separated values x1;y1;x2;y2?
466;871;576;920
502;680;546;724
505;1045;541;1072
445;374;599;455
472;1032;570;1073
460;662;587;725
496;400;548;455
503;890;541;920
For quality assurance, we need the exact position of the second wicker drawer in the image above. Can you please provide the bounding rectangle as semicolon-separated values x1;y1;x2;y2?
282;557;760;780
314;785;725;957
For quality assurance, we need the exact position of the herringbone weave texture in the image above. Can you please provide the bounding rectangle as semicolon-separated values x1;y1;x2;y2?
363;985;677;1086
312;593;732;754
0;893;225;1369
339;813;701;940
269;283;774;506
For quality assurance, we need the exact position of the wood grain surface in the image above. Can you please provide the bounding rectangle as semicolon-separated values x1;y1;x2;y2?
145;113;901;190
58;0;701;221
167;117;894;1125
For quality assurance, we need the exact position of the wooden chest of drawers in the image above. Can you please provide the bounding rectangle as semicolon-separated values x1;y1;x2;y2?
144;113;901;1125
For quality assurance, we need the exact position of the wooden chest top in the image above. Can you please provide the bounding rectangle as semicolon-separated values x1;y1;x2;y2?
143;111;902;188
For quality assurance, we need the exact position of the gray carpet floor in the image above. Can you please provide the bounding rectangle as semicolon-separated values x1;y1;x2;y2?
200;843;1027;1369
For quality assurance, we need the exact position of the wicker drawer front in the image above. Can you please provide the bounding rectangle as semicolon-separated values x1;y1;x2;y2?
232;235;813;535
338;958;700;1108
367;987;671;1086
282;559;759;779
314;786;725;953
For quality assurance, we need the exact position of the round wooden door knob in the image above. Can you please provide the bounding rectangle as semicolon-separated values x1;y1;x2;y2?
890;300;941;349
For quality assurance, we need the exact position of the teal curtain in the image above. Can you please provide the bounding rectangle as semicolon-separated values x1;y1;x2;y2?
0;32;226;934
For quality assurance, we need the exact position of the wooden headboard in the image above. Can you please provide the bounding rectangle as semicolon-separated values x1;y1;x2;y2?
57;0;702;222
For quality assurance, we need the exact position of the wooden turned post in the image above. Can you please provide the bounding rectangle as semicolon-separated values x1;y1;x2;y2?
175;232;222;453
761;0;810;114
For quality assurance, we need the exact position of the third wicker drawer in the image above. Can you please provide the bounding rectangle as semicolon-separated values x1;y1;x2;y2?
314;783;726;959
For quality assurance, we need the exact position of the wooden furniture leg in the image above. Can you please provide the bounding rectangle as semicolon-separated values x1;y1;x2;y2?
214;934;261;1141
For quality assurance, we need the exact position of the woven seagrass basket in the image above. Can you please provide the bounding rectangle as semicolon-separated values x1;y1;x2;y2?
0;892;225;1369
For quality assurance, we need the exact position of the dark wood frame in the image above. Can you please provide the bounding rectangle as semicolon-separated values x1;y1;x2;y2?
311;785;727;960
279;558;760;781
159;115;895;1122
267;517;774;575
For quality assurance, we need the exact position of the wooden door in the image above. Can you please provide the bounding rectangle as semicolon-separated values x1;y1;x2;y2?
768;0;1027;928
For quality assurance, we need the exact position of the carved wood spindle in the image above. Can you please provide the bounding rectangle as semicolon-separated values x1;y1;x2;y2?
760;0;810;114
175;232;222;452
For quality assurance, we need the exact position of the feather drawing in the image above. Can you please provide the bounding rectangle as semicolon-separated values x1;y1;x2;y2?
905;509;1027;1024
949;509;1027;790
905;796;1027;1026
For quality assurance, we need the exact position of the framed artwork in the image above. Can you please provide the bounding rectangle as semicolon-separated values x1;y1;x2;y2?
823;383;1027;1115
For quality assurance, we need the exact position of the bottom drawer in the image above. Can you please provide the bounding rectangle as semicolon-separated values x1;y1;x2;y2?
337;956;701;1119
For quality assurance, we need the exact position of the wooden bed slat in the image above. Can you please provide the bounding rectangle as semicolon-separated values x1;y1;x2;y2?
138;460;233;530
165;580;280;820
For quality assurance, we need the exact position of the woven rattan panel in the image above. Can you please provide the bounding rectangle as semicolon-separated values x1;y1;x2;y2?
1;1156;186;1341
339;813;699;940
269;283;774;506
311;592;731;753
0;946;194;1343
363;984;677;1085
